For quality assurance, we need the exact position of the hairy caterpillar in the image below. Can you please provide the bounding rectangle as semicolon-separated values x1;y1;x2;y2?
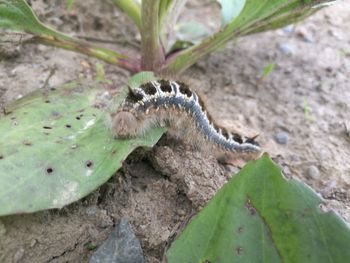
110;80;261;160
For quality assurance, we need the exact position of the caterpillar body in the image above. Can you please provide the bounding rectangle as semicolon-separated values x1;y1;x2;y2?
110;79;261;160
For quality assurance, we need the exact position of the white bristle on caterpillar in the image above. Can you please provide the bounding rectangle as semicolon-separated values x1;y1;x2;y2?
110;80;262;160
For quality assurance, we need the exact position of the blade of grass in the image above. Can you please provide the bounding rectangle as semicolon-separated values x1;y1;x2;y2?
111;0;141;30
141;0;165;71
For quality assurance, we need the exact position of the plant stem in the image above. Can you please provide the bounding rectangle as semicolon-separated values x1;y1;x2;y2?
111;0;142;30
25;35;140;73
140;0;165;72
161;25;240;75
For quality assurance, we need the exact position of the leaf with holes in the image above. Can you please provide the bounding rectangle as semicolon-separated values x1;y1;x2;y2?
0;72;164;216
166;154;350;263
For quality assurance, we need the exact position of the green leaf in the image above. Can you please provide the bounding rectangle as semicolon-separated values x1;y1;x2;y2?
0;0;68;40
0;72;164;216
66;0;75;11
168;21;210;52
217;0;246;27
175;21;210;43
260;62;276;78
166;154;350;263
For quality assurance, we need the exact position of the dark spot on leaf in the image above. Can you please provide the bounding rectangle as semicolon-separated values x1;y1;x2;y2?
46;167;54;174
245;199;256;215
235;246;244;256
51;111;61;118
112;150;116;155
50;87;56;91
76;116;81;120
237;226;244;234
0;155;4;160
22;140;32;146
43;126;52;129
65;124;72;128
45;100;50;103
86;160;93;168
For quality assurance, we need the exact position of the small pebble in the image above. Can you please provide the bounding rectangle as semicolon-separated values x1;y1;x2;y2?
282;25;294;35
275;132;289;145
13;248;25;263
278;43;295;56
307;165;320;179
30;239;37;247
86;205;98;216
296;28;314;43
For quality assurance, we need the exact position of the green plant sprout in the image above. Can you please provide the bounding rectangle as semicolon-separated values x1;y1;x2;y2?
66;0;75;11
1;1;349;262
260;62;276;80
303;96;314;121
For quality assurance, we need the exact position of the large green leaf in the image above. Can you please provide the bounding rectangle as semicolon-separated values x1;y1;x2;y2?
167;154;350;263
0;72;164;216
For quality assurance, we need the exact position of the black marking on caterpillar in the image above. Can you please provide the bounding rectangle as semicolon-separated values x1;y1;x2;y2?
110;80;261;158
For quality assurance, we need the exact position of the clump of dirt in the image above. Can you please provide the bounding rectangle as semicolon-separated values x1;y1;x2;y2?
0;0;350;262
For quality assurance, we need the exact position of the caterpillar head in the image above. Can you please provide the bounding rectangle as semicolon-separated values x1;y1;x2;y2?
111;111;139;139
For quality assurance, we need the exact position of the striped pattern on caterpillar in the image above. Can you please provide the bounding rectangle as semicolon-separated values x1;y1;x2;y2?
110;79;261;160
